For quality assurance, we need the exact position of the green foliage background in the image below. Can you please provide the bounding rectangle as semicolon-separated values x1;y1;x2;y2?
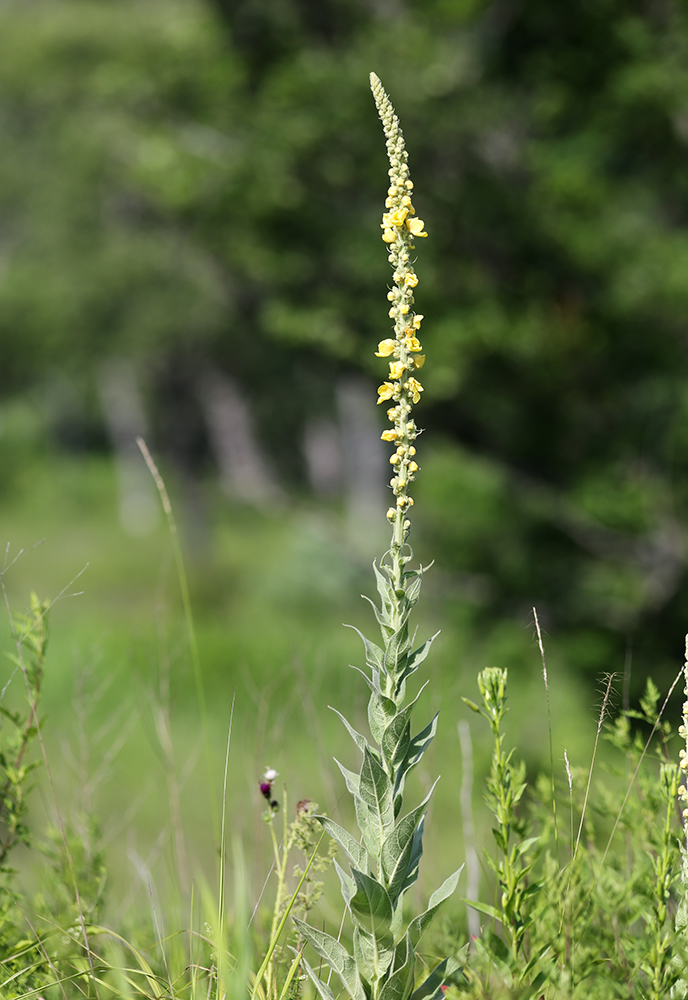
2;0;688;926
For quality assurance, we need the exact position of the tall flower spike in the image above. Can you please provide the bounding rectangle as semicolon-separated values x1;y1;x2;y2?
370;71;427;591
294;75;461;1000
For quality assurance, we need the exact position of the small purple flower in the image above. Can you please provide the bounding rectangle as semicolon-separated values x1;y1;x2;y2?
259;766;279;811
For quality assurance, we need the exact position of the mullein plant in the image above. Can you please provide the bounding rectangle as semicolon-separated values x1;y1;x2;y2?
293;73;463;1000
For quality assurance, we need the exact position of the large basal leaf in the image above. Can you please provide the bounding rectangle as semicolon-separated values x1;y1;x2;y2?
381;780;438;901
349;867;393;935
360;746;395;846
408;865;464;946
292;919;367;1000
315;815;367;870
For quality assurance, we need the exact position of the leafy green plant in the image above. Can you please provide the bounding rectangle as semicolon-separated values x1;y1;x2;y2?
293;73;463;1000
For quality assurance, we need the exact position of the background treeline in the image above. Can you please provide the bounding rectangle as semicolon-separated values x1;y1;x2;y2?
3;0;688;700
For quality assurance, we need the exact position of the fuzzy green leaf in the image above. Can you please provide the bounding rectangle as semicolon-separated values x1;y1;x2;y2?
346;625;385;674
373;561;395;613
401;632;440;682
334;859;356;905
381;780;438;900
292;919;366;1000
350;868;394;936
299;955;338;1000
315;816;367;870
384;625;412;677
354;926;394;984
408;866;463;946
360;747;395;846
379;934;415;1000
394;712;439;801
331;708;369;755
369;691;398;745
400;815;425;894
334;758;361;798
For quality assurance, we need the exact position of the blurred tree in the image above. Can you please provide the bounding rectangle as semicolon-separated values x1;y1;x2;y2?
2;0;688;688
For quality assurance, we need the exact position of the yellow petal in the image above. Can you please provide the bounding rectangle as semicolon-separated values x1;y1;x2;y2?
375;339;396;357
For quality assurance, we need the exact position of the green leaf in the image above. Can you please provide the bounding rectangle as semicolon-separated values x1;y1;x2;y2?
384;624;412;677
394;712;439;800
292;919;366;1000
373;560;395;613
400;815;425;894
298;955;338;1000
350;868;394;936
401;632;440;682
360;747;395;846
354;926;394;984
381;780;438;900
369;691;397;745
331;708;369;755
465;898;502;922
334;859;356;905
461;698;481;714
378;933;415;1000
408;865;464;946
315;815;367;870
381;715;411;771
410;958;457;1000
334;758;361;799
345;624;385;673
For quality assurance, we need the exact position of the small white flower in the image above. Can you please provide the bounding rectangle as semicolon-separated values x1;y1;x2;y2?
264;767;278;781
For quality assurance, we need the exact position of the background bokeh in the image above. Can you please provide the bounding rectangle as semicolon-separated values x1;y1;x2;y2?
2;0;688;928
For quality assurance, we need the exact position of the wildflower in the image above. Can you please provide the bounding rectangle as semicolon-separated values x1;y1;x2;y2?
406;217;428;238
404;336;422;352
375;339;396;357
413;355;425;369
259;766;279;811
412;314;423;329
382;228;397;243
380;429;398;442
377;382;396;403
389;360;406;380
404;377;424;403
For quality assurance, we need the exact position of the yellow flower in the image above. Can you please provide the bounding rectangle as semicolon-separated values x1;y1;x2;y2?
404;377;424;403
381;429;398;442
408;461;419;474
404;336;422;352
375;339;396;357
406;217;427;237
412;314;423;329
388;207;408;226
386;507;396;520
413;355;425;369
382;228;397;244
389;361;406;380
404;273;419;288
390;454;401;465
377;382;396;403
387;407;398;420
